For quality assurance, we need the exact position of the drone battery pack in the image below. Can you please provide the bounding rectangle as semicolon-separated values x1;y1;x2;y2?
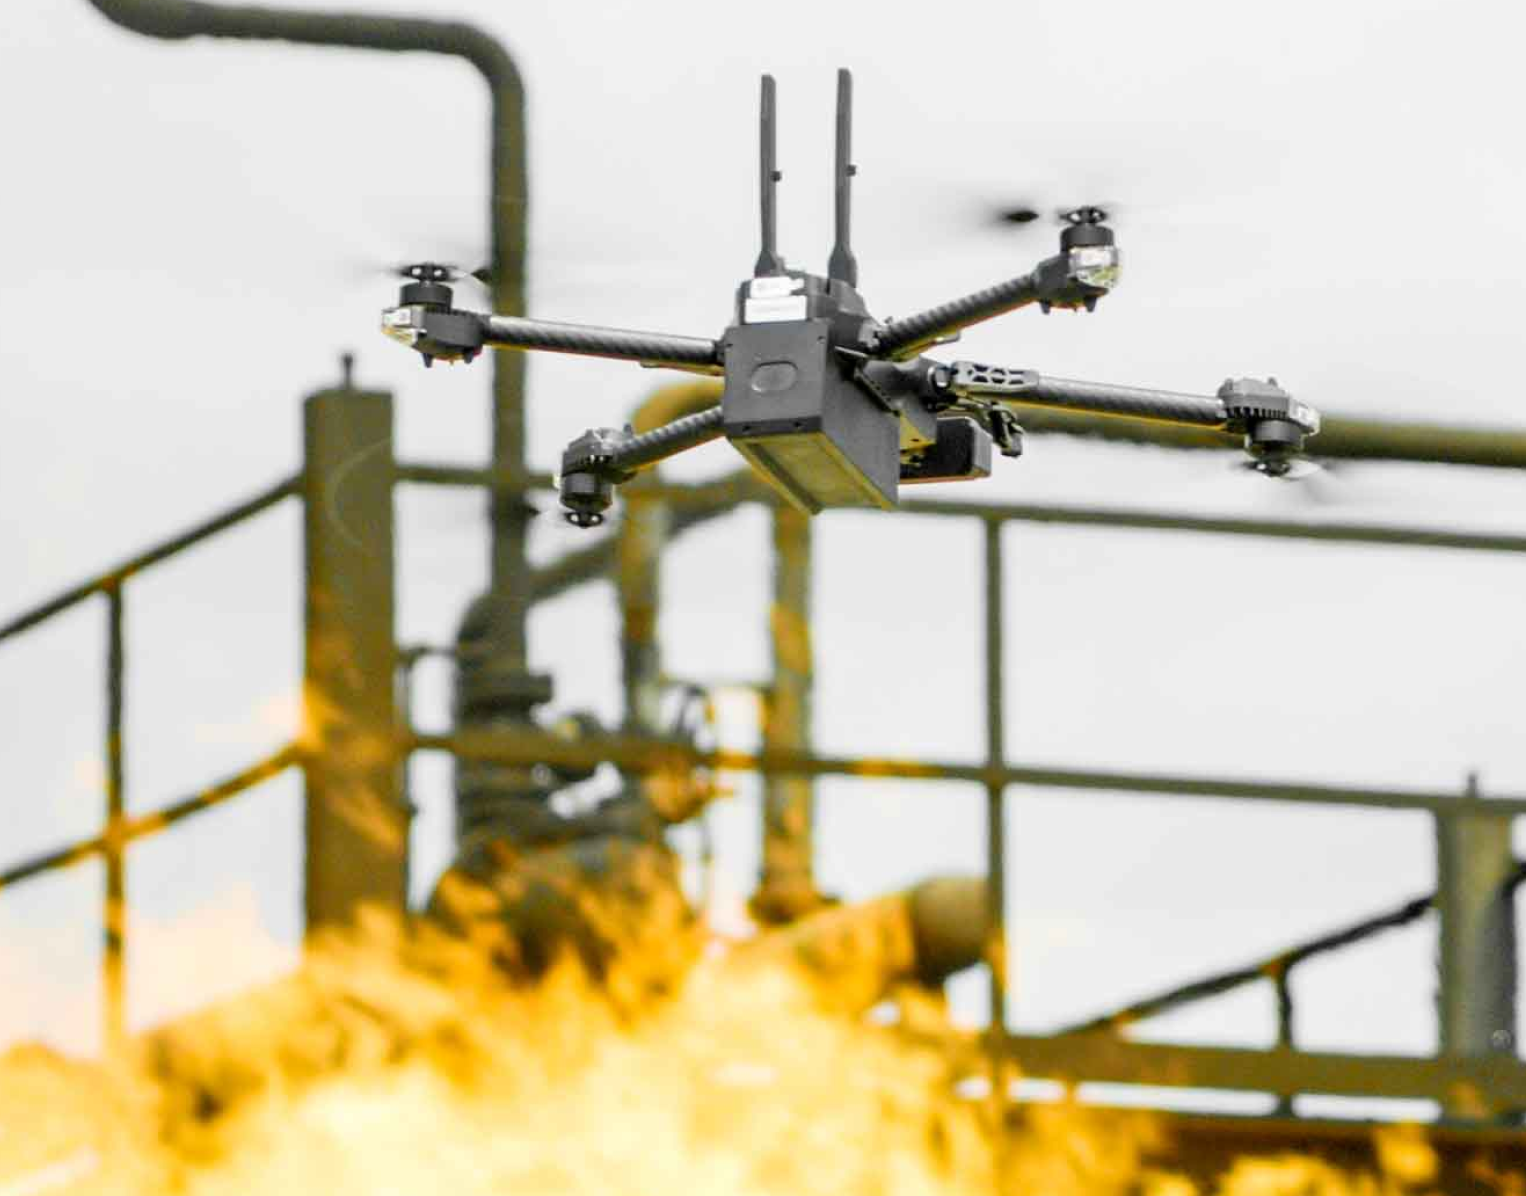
721;319;899;514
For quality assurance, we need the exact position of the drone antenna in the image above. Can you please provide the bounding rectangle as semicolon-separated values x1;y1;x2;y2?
755;74;786;276
827;67;858;287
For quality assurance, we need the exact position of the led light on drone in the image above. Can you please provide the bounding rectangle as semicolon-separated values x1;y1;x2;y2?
381;306;422;347
1069;244;1121;291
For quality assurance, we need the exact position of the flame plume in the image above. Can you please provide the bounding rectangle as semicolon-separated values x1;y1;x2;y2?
0;906;1444;1196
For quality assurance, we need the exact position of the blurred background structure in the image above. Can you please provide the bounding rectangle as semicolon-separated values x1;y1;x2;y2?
6;0;1526;1188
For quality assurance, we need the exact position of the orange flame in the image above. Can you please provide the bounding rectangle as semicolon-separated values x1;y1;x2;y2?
0;904;1454;1196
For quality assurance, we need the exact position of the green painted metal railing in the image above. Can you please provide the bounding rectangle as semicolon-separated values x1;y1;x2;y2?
5;459;1526;1114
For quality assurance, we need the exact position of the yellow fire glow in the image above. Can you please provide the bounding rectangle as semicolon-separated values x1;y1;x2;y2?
0;909;1443;1196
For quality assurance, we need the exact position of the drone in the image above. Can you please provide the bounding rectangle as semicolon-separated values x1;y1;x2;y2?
380;70;1321;528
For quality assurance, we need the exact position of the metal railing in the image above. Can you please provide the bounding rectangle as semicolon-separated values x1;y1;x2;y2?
5;413;1526;1117
0;476;303;1050
454;473;1526;1118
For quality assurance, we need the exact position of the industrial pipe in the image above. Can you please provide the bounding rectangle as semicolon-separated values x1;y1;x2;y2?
84;0;543;854
82;0;530;602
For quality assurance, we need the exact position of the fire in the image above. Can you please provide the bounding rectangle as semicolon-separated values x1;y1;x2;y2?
0;906;1447;1196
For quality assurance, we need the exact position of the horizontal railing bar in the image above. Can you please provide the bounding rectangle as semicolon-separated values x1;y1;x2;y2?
0;838;104;891
122;743;304;842
1058;890;1440;1036
0;745;302;894
991;1032;1526;1105
0;475;299;645
529;470;1526;607
902;498;1526;554
410;727;1526;815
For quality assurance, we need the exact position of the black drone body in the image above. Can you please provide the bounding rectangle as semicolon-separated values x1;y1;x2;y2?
380;70;1321;527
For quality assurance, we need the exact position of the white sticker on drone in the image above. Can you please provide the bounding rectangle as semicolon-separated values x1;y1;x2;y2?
744;295;809;324
749;275;802;299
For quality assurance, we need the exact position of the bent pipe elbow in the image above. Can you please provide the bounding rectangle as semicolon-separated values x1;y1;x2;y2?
83;0;522;93
83;0;526;303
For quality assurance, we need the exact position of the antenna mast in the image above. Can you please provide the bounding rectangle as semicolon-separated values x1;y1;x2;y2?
827;67;858;286
755;74;786;276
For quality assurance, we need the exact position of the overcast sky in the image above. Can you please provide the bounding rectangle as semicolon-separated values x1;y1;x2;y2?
5;0;1526;1116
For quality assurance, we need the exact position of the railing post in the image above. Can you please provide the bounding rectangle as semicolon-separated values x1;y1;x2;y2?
301;371;405;931
983;517;1010;1162
617;486;669;735
754;503;820;923
103;583;127;1053
1435;775;1518;1117
1272;961;1295;1115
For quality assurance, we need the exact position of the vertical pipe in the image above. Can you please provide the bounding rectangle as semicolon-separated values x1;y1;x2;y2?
617;486;669;735
485;49;529;647
756;504;818;923
302;380;405;930
103;584;126;1053
617;382;722;734
983;517;1009;1159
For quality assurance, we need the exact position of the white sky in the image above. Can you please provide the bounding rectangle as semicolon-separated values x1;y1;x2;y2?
4;0;1526;1115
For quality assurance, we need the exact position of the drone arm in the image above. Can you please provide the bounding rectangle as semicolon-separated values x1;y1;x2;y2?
482;315;724;374
559;407;725;527
942;363;1230;429
871;233;1122;360
936;362;1322;470
871;271;1041;359
610;406;726;471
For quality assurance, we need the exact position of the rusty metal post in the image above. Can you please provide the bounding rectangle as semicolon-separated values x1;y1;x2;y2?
983;517;1011;1160
754;504;820;923
1436;775;1518;1116
617;486;669;733
103;583;127;1052
618;383;719;735
301;376;405;931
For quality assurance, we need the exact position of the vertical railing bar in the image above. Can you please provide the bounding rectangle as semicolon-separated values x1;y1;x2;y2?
103;583;126;1054
983;516;1009;1170
1274;964;1295;1049
1273;962;1295;1115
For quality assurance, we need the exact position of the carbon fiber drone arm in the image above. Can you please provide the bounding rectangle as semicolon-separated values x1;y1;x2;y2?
481;315;724;374
941;362;1230;429
558;407;726;527
381;299;723;373
871;234;1120;360
871;271;1043;359
607;406;726;471
935;361;1322;474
